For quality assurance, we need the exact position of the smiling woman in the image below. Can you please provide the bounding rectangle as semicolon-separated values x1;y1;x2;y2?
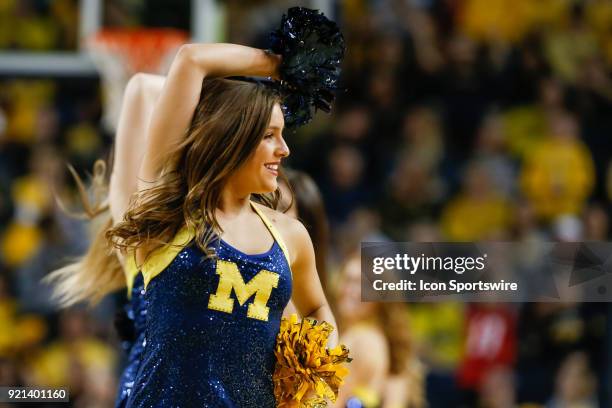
104;62;335;407
103;74;290;262
227;103;289;197
47;44;338;408
46;6;346;406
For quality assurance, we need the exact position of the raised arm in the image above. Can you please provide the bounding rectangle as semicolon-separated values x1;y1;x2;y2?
109;73;165;225
138;43;281;188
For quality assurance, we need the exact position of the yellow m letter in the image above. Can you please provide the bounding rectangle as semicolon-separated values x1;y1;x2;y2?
208;260;280;321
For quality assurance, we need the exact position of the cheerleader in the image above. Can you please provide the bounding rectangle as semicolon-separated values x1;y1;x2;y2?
333;252;419;408
44;73;166;407
48;8;346;406
111;46;335;407
110;73;165;408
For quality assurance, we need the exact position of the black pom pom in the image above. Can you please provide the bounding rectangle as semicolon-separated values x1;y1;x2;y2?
269;7;346;129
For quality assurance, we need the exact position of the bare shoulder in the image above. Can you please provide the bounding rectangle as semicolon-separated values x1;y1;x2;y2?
343;325;389;373
253;203;309;262
344;325;388;355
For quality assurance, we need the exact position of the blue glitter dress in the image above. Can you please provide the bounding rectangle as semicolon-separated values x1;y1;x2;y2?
115;254;147;408
126;201;292;408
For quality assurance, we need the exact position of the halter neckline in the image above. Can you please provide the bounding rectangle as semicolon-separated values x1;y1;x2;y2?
139;200;292;289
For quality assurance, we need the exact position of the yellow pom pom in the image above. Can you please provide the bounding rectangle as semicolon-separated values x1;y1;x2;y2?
274;314;351;407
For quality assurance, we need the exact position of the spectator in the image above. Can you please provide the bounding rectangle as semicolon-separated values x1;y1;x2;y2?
520;111;595;221
441;160;513;240
546;352;598;408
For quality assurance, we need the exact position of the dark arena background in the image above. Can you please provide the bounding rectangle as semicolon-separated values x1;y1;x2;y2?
0;0;611;407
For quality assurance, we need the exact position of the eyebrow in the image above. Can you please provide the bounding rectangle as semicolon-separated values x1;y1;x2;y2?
268;125;285;131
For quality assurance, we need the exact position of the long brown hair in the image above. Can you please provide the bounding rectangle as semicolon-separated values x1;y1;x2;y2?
107;77;284;261
48;77;286;306
283;169;329;290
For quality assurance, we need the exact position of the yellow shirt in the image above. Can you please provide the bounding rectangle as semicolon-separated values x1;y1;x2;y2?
441;193;512;241
459;0;568;44
520;136;594;220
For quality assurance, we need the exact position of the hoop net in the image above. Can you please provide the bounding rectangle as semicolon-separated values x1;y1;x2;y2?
87;28;188;133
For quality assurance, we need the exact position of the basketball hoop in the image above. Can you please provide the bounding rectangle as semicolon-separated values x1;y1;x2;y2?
87;28;188;133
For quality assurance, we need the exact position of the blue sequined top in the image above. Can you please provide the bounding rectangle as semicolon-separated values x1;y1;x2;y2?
115;271;147;408
126;202;292;408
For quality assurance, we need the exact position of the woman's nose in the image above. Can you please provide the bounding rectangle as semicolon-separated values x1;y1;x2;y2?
277;138;290;158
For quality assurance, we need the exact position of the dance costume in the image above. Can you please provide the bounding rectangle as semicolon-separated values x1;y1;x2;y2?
126;201;292;408
115;254;147;408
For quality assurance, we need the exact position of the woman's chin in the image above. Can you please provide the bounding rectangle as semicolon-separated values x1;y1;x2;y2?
253;181;278;195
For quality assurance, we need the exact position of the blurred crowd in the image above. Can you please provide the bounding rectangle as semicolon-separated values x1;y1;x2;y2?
0;0;612;407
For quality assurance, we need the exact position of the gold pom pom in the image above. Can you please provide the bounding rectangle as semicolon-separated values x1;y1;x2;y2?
274;314;351;407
